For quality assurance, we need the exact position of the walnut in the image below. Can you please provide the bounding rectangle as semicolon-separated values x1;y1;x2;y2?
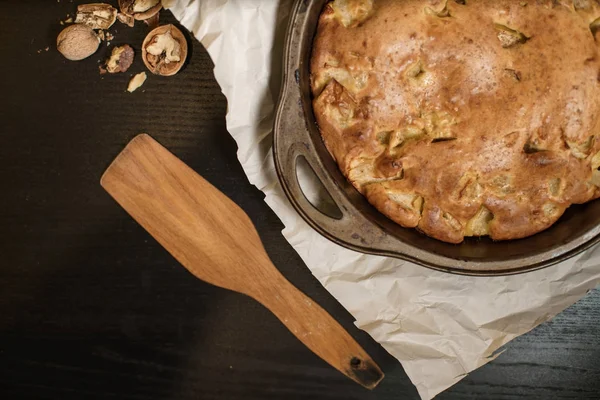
74;3;117;30
57;24;100;61
118;0;162;21
142;25;188;76
104;45;135;73
127;72;147;92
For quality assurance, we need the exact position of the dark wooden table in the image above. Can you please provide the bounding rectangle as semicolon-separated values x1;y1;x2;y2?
1;1;599;399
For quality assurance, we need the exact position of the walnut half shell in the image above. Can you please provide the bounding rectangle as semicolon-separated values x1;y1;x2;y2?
142;25;188;76
118;0;162;21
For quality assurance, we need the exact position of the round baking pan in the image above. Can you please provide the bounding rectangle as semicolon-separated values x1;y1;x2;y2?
273;0;600;276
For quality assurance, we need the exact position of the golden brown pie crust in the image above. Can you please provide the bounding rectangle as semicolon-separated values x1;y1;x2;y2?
311;0;600;243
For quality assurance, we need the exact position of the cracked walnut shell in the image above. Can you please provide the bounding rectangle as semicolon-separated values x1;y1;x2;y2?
142;25;187;76
118;0;162;21
74;3;117;30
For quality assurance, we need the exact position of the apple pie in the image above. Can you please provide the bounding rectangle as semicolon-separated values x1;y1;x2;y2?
311;0;600;243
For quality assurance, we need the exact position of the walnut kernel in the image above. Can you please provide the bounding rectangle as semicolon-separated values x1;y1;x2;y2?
105;45;135;73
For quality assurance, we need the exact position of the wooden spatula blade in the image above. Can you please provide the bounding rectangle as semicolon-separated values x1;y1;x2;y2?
101;134;384;389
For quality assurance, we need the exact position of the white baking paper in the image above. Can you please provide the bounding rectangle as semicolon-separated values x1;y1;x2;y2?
165;1;600;398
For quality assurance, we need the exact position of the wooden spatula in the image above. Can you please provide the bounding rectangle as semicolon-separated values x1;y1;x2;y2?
100;134;384;389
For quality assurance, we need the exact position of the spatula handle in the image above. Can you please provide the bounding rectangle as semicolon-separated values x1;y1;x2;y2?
101;134;383;389
258;273;384;389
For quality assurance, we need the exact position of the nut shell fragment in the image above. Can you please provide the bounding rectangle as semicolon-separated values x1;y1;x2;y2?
117;12;135;27
57;24;100;61
118;0;162;21
142;24;188;76
75;3;117;30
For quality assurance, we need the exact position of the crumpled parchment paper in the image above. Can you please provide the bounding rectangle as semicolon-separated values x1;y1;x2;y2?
165;1;600;398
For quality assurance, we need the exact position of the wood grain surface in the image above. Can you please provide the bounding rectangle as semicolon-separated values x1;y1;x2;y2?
0;1;599;399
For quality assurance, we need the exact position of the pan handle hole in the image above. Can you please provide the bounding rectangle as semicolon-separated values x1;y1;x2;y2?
296;156;343;219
